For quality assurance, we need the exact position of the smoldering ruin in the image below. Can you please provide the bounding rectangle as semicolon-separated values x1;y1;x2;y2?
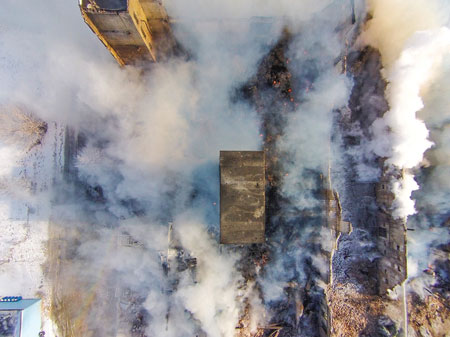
1;1;450;337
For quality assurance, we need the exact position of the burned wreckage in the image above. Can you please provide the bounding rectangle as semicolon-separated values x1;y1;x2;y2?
60;1;416;336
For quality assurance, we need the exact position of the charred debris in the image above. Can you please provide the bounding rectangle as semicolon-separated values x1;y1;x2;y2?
45;1;441;336
234;30;332;337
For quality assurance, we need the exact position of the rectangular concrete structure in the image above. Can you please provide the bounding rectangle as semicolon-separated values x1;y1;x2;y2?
220;151;265;244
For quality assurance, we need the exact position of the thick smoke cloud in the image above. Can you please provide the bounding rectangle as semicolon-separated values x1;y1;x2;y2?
3;0;448;335
174;216;243;337
369;29;450;171
407;57;450;279
0;0;356;336
364;0;450;218
0;1;264;335
166;0;333;21
363;0;450;285
362;0;449;70
253;4;357;332
370;28;450;217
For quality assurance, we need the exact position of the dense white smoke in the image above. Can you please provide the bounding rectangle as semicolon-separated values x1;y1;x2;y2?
364;0;450;287
4;0;449;335
256;3;357;328
366;6;450;218
0;0;356;336
370;28;450;169
0;1;264;335
406;56;450;279
174;216;243;337
361;0;449;70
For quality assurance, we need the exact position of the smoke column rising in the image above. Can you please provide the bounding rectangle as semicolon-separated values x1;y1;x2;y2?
364;0;450;286
365;0;450;218
407;56;450;279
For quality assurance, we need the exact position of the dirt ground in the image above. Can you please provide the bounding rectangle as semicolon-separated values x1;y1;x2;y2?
45;222;92;337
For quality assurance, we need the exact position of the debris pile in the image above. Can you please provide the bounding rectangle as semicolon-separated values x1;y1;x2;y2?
326;283;384;337
408;292;450;337
238;29;331;336
118;288;148;337
332;229;379;294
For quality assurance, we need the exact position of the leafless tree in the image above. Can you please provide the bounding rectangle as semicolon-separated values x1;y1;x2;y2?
0;105;48;150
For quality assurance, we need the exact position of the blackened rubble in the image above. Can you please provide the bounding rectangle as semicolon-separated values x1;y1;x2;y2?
333;46;389;295
408;172;450;300
329;41;410;335
337;47;387;235
237;30;331;337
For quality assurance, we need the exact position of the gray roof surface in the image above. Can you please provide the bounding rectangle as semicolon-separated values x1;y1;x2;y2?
220;151;265;244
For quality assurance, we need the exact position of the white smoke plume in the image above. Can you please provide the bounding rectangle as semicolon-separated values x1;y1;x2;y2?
0;0;359;336
370;28;450;168
361;0;449;70
174;216;243;337
6;0;449;335
368;27;450;218
0;1;264;335
363;0;450;302
406;55;450;280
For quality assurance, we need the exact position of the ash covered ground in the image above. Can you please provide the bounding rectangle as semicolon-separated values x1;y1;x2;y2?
1;1;450;337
